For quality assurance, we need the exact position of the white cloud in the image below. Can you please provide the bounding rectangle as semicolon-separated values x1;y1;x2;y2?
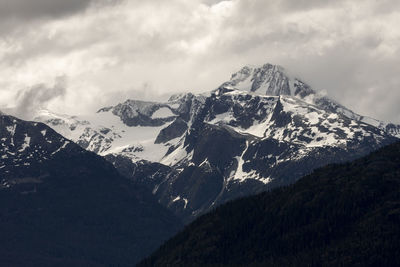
0;0;399;123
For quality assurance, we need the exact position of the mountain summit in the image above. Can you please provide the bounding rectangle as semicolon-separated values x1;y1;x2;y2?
221;63;400;137
222;63;315;98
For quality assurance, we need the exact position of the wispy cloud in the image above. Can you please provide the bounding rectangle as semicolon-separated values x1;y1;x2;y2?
14;76;67;119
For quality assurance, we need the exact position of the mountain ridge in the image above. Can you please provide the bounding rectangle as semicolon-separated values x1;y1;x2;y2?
32;63;399;221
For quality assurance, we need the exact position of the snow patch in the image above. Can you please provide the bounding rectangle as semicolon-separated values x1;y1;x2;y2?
232;141;250;182
51;141;70;155
209;112;235;125
305;111;320;125
172;196;189;209
168;103;180;109
151;107;174;119
161;145;193;166
6;125;16;136
18;134;31;152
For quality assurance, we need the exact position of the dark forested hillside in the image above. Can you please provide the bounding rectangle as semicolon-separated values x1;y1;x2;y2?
0;114;182;266
139;141;400;267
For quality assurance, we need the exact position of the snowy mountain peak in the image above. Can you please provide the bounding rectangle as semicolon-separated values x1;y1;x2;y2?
219;63;400;138
222;63;315;99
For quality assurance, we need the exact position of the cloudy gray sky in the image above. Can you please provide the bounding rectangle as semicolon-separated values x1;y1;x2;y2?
0;0;399;123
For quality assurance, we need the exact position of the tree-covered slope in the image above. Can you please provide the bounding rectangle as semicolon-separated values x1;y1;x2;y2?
139;141;400;267
0;114;182;266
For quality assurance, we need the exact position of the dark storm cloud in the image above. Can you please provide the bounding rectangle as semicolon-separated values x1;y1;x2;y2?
278;0;344;11
202;0;227;5
0;0;95;21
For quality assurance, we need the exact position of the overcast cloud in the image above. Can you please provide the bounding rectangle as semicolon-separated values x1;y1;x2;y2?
0;0;399;123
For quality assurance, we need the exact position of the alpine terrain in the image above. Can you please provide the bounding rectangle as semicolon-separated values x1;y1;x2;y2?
34;63;400;222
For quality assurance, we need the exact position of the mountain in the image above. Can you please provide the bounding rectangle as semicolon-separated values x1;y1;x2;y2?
223;63;400;136
34;63;399;222
138;141;400;267
0;113;182;266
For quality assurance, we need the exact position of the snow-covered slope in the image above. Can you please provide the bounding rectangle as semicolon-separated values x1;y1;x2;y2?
0;113;74;177
205;89;387;148
35;109;174;162
222;63;400;138
34;94;206;163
